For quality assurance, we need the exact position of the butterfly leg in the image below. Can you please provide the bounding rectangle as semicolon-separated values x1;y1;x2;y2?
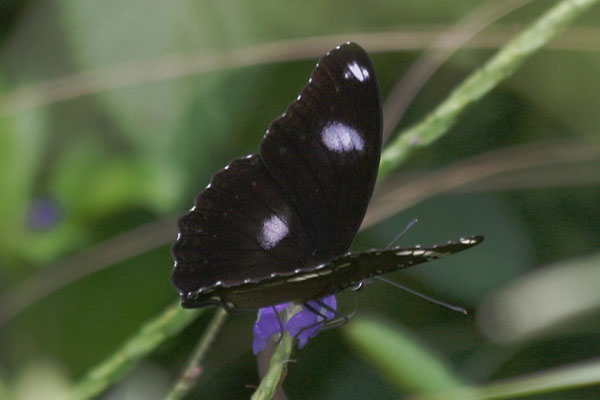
272;306;286;344
302;301;330;320
316;298;359;330
290;304;329;347
298;300;352;336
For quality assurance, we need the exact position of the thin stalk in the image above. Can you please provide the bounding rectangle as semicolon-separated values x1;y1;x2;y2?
165;307;228;400
69;303;202;400
379;0;599;178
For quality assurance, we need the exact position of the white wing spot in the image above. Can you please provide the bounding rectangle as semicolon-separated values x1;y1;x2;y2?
344;61;370;82
321;122;364;153
259;215;289;250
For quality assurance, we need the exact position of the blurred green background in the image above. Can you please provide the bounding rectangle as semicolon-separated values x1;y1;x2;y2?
1;0;600;399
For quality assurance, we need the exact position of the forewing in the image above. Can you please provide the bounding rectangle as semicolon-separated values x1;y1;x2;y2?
172;42;382;301
260;42;382;262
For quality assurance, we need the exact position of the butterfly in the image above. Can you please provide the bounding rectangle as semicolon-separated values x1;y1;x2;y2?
171;42;483;312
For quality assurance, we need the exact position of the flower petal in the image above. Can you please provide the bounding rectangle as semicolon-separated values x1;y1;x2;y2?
252;303;289;354
252;296;339;353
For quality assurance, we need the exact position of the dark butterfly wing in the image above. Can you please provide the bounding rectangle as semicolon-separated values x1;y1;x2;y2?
213;236;484;311
172;155;314;295
261;42;382;260
172;42;382;303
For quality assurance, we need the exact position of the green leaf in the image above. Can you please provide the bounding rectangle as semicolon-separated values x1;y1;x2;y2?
344;317;464;393
419;357;600;400
478;251;600;344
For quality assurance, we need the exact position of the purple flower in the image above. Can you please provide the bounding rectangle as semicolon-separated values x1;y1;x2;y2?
252;303;289;355
252;295;337;354
27;197;62;230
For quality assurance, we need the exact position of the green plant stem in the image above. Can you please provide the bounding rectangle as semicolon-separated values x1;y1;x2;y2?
418;357;600;400
378;0;599;179
0;371;11;400
69;302;202;400
165;307;228;400
251;303;303;400
251;333;294;400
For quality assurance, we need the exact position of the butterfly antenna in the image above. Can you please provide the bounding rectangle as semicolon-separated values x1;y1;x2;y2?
375;276;467;314
386;218;419;249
